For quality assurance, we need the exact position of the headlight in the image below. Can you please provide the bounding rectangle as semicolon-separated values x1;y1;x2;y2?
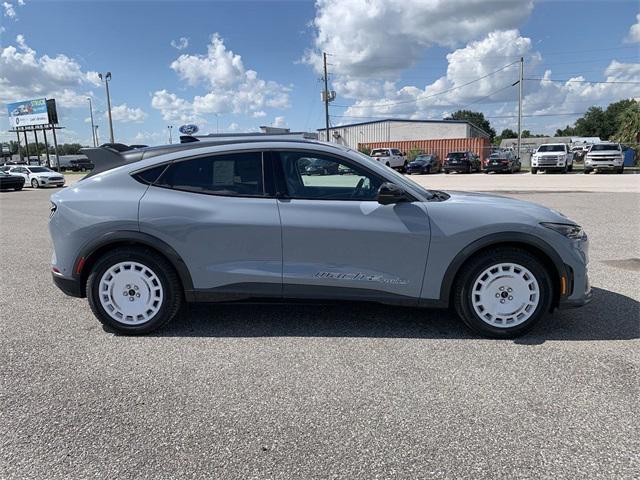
541;222;586;240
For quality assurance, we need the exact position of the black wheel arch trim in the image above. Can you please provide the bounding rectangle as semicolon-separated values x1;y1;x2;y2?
74;230;195;299
436;231;568;307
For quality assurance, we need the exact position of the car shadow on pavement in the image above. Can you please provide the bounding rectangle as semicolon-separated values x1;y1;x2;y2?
149;287;639;343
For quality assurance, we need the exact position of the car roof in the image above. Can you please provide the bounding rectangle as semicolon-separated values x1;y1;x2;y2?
81;138;350;177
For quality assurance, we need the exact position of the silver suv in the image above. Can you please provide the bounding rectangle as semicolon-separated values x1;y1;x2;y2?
49;139;591;338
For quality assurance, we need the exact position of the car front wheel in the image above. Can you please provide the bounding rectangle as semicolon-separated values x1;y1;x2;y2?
86;247;183;334
453;248;553;338
30;179;39;188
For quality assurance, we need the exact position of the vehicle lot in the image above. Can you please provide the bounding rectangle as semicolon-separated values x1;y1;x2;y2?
1;175;638;479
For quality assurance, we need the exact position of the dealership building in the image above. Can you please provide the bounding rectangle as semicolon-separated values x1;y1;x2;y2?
319;118;492;162
318;118;490;147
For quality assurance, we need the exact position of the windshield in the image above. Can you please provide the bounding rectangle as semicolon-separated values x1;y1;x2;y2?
489;153;506;159
590;144;620;152
414;155;433;161
447;152;467;159
28;167;51;173
537;145;565;152
370;149;390;157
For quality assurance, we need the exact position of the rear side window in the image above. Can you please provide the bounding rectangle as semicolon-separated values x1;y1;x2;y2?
133;165;168;185
155;152;264;196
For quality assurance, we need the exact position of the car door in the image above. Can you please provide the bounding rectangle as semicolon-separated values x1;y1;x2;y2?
10;167;29;182
273;149;431;304
138;151;283;296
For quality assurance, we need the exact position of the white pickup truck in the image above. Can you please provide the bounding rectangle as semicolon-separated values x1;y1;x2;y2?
530;143;573;174
370;148;407;171
584;143;624;174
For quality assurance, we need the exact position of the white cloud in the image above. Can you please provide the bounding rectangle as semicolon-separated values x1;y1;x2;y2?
626;14;640;43
252;110;267;118
273;116;286;128
0;34;99;107
304;0;533;78
331;27;640;135
110;103;148;123
152;34;290;121
227;122;239;132
170;37;189;50
150;89;200;123
2;2;16;19
341;30;536;118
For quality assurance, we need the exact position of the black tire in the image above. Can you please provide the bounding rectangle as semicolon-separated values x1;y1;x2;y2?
86;247;183;335
452;247;553;338
424;166;431;174
584;168;592;174
444;170;450;174
402;161;408;173
531;168;538;174
617;166;624;174
568;163;573;172
31;178;39;188
14;185;23;191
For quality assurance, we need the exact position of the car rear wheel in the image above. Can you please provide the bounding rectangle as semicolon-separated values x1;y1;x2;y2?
87;247;183;334
453;248;553;338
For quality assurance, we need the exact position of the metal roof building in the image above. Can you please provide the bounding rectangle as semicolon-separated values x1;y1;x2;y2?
317;118;490;148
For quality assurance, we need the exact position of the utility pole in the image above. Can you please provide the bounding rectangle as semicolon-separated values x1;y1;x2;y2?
87;97;97;147
98;72;115;143
168;125;173;144
323;52;330;142
517;56;524;160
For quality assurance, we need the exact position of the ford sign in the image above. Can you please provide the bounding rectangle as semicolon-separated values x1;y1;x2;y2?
179;124;199;135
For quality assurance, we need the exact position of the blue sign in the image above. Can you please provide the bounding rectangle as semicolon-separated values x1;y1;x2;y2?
179;124;199;135
7;98;49;127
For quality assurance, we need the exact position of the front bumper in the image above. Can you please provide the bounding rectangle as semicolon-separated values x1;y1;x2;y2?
52;273;84;298
585;161;622;170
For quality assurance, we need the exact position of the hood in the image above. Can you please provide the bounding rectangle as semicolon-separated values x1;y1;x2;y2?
442;190;573;224
34;172;58;178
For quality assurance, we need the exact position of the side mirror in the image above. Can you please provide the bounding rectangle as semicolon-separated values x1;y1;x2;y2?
377;182;409;205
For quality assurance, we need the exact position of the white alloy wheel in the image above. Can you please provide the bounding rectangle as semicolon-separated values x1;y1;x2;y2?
471;262;540;328
98;261;164;325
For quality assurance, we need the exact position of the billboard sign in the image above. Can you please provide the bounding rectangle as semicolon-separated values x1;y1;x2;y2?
7;98;49;127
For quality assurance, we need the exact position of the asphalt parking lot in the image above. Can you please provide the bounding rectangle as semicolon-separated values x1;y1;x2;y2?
1;174;639;479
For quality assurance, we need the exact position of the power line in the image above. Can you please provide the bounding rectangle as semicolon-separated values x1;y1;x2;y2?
331;60;519;110
525;77;640;85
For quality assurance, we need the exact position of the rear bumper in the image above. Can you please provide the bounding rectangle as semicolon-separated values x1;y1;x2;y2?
443;165;472;172
484;165;511;172
52;273;84;298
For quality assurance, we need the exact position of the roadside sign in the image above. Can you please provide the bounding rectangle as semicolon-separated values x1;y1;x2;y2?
179;124;199;135
7;98;49;127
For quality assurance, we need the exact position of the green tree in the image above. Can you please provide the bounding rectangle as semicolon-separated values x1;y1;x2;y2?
612;104;640;144
499;128;517;139
445;110;496;140
555;125;577;137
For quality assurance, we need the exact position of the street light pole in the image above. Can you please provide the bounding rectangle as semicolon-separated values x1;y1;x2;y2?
168;125;173;144
87;97;97;147
98;72;115;143
94;125;100;145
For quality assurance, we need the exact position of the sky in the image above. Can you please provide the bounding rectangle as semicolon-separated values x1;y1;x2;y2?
1;0;639;146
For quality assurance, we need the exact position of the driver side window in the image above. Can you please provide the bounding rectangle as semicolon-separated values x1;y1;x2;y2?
277;151;382;201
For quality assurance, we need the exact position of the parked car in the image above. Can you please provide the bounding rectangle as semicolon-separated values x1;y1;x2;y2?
531;144;573;174
406;154;440;174
370;148;407;171
303;158;340;175
49;139;590;338
443;151;481;174
8;165;65;188
583;143;624;174
0;170;25;191
484;151;521;174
